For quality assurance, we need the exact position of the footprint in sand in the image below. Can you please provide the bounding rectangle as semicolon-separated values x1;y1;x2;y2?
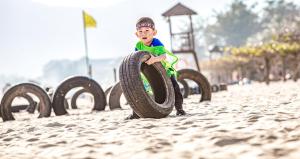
27;127;35;132
248;115;262;122
145;140;172;153
65;124;77;128
204;124;219;129
48;134;58;138
3;137;13;141
262;148;295;157
217;111;228;115
44;122;65;127
27;138;39;142
182;120;194;125
274;118;287;122
143;125;156;129
214;136;252;146
39;144;57;148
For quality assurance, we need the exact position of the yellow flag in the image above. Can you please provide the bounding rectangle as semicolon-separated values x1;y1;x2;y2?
83;11;97;28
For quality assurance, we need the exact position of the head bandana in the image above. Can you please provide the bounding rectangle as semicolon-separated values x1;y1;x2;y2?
136;22;155;30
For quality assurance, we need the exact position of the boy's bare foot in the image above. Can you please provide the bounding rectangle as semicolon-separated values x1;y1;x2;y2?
176;109;186;116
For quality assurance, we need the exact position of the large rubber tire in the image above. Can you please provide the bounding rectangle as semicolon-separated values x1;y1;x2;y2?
108;82;123;110
21;94;37;113
119;51;175;118
64;99;69;109
104;86;113;97
0;83;52;122
52;76;106;116
211;84;220;92
10;105;28;113
4;94;37;113
70;88;87;109
178;79;189;98
177;69;211;102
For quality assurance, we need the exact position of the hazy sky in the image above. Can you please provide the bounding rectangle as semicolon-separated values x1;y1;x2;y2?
0;0;262;78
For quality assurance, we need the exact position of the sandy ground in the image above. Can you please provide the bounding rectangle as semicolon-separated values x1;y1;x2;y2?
1;81;300;159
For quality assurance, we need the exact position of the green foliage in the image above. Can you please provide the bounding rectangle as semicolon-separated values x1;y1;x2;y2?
203;0;261;46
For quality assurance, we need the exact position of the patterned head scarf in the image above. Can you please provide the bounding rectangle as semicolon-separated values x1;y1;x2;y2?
136;17;155;30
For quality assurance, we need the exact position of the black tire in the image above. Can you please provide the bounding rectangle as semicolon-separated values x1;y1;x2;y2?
22;94;37;113
52;76;106;116
108;82;123;110
37;92;69;112
64;99;69;109
211;84;220;92
0;83;52;122
178;79;189;98
11;105;28;113
219;83;228;91
70;88;87;109
8;94;38;114
119;51;175;118
6;94;37;113
177;69;211;102
104;86;113;97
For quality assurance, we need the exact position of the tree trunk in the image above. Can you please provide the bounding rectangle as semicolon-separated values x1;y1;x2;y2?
264;57;270;85
281;56;286;82
292;53;299;82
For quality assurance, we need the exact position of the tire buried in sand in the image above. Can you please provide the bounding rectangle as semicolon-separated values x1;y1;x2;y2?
219;83;228;91
9;94;37;113
10;105;28;113
211;84;220;92
52;76;106;116
0;83;51;122
104;86;113;97
177;69;211;102
178;79;190;98
70;88;87;109
119;51;175;118
108;82;123;110
21;93;37;113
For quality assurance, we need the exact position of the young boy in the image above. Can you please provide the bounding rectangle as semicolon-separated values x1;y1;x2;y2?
126;17;186;120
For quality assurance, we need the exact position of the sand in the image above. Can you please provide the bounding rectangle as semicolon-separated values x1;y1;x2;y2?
1;81;300;159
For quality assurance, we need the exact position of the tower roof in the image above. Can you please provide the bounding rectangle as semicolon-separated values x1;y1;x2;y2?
162;2;197;17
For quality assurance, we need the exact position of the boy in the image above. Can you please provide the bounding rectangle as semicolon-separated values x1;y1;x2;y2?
126;17;186;120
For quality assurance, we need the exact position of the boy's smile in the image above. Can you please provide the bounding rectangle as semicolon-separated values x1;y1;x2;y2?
136;27;157;46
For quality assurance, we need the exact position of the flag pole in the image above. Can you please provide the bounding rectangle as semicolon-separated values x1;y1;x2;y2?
82;10;92;78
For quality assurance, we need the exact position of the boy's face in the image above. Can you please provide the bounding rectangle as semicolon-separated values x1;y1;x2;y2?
135;27;157;45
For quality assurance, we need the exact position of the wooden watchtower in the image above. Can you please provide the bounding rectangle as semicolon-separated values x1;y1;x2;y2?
162;3;200;71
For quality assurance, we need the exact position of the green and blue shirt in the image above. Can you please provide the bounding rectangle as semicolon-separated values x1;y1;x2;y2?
135;38;178;77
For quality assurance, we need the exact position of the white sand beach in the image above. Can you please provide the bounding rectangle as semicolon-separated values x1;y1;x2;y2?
1;81;300;159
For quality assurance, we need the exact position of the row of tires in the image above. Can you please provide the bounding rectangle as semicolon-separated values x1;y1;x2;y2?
210;83;228;93
0;51;212;121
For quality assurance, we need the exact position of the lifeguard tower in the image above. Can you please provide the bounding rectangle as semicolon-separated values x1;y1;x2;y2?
162;3;200;71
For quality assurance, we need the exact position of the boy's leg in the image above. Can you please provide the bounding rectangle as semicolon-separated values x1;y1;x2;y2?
125;76;185;119
170;76;186;115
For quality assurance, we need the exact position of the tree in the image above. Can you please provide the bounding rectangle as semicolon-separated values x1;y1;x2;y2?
249;0;300;44
203;0;261;47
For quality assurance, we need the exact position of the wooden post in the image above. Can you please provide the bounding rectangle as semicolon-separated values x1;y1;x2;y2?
189;15;200;71
82;11;92;78
113;68;117;82
167;17;173;50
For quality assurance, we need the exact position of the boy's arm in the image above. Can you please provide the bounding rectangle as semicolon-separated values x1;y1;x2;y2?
145;39;167;65
145;54;166;65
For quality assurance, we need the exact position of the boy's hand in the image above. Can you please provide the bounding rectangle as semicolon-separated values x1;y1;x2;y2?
145;54;166;65
145;54;156;65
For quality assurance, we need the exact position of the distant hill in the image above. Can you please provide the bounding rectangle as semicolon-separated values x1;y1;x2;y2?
0;57;124;95
40;57;124;89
